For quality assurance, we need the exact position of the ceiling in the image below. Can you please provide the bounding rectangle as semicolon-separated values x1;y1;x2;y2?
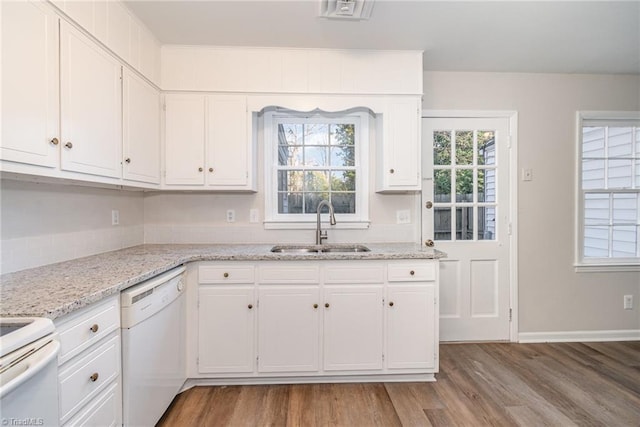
125;1;640;75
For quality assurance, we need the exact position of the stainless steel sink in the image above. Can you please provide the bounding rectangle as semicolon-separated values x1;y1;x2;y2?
270;244;371;253
270;246;320;253
320;245;370;253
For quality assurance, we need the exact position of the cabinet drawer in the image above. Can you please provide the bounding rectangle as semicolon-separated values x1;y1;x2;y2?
199;264;255;283
56;296;119;364
59;333;120;423
63;381;120;427
258;264;320;284
324;264;384;284
387;263;436;282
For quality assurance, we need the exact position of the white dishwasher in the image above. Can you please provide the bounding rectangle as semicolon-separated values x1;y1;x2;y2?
121;265;186;427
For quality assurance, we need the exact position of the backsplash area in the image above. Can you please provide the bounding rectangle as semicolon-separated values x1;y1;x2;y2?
1;180;145;274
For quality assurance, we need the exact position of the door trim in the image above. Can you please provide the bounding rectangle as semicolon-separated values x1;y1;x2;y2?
422;110;519;342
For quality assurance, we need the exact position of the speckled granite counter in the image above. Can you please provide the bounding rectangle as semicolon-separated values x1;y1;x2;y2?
0;243;445;320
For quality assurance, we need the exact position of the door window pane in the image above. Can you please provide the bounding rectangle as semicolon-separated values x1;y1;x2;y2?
434;169;451;202
456;207;474;240
456;170;473;202
455;131;473;165
478;206;496;240
434;207;452;241
477;169;496;203
433;131;451;166
477;131;495;166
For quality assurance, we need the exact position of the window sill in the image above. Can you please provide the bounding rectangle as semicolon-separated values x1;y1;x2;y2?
263;221;371;230
574;263;640;273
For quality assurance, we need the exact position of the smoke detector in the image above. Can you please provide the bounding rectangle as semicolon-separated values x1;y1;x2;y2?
319;0;374;20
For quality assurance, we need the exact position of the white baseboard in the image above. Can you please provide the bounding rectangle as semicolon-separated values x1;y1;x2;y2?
518;329;640;343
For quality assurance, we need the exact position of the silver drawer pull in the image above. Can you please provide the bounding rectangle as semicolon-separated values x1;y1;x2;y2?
89;372;99;382
90;324;99;333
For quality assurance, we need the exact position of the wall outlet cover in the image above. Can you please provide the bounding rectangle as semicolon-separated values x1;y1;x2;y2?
226;209;235;223
111;209;120;226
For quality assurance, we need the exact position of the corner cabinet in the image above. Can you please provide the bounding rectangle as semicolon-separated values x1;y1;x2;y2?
194;259;439;382
376;97;422;192
163;94;256;191
122;69;161;185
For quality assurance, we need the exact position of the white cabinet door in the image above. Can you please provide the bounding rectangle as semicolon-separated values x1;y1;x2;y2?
198;286;255;373
207;95;250;188
386;284;437;370
377;98;421;192
1;1;59;168
323;285;383;371
60;22;122;178
164;94;206;186
123;70;160;184
257;286;320;373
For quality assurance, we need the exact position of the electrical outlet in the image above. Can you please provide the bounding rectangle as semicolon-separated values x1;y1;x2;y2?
624;295;633;310
249;209;260;223
226;209;235;223
396;210;411;224
111;209;120;226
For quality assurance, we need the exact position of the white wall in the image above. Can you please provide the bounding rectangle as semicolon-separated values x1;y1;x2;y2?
0;179;144;274
423;71;640;335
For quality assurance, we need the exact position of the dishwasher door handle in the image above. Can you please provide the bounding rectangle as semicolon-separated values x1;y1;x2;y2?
0;340;60;398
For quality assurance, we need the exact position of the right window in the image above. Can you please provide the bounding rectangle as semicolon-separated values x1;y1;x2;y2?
577;112;640;269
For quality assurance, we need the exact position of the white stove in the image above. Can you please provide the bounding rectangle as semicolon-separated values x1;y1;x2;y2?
0;317;60;426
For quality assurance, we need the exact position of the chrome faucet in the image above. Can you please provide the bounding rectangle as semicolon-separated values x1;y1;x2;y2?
316;200;337;245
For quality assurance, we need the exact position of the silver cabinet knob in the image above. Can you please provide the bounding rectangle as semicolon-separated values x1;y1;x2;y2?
198;167;203;172
125;158;131;164
50;137;59;145
425;239;435;247
64;142;73;149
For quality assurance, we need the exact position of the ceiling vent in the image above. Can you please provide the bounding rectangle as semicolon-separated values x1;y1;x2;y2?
319;0;374;20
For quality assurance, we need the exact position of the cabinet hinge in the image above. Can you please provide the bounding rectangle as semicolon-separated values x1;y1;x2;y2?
196;356;199;365
509;308;513;322
382;298;385;306
508;223;512;236
507;135;512;149
162;103;166;112
382;353;385;362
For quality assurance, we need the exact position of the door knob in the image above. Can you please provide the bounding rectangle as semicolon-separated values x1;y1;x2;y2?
425;201;433;209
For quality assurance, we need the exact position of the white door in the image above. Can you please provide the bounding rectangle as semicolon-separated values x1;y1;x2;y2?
422;117;512;341
60;23;121;178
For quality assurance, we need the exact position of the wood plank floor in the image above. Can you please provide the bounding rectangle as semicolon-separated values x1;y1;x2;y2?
157;342;640;426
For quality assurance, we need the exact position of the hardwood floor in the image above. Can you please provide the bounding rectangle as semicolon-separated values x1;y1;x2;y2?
157;342;640;426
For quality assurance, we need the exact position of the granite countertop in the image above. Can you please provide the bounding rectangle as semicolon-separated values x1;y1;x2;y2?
0;243;445;320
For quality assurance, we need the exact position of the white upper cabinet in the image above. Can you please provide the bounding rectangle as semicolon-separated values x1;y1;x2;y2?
1;0;59;168
164;94;255;190
207;95;252;188
123;70;160;185
377;98;422;192
164;94;206;186
60;22;122;179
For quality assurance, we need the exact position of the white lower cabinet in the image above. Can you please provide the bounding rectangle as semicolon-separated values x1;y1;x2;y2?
196;259;439;381
323;285;383;371
54;296;122;426
257;286;320;373
198;286;255;373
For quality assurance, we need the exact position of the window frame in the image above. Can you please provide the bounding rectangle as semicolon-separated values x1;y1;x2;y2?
575;111;640;272
263;109;370;229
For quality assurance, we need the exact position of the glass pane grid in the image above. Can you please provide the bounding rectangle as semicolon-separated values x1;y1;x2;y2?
581;124;640;260
276;121;357;215
433;129;498;242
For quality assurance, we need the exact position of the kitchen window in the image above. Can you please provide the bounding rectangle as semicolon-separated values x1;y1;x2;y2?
576;112;640;271
263;109;370;228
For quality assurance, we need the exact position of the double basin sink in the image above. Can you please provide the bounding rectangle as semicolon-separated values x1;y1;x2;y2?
271;244;371;254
